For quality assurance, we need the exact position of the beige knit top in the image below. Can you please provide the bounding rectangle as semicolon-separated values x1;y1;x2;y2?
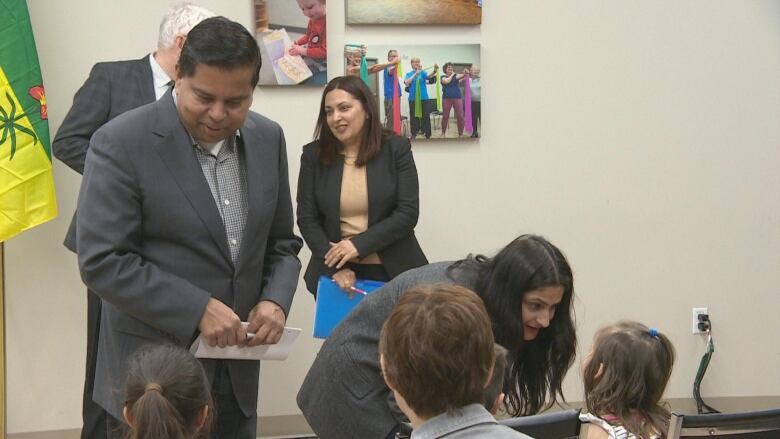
340;159;381;264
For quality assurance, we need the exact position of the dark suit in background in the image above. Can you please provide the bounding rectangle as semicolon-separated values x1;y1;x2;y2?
54;57;154;176
296;135;427;295
77;91;302;436
52;55;155;439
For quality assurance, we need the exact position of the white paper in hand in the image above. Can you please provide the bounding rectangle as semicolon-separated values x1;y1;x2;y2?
192;324;301;361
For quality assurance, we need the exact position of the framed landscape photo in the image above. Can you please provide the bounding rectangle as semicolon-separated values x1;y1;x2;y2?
346;0;482;25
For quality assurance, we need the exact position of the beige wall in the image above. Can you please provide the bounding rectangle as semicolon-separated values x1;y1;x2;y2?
265;0;309;29
6;0;780;433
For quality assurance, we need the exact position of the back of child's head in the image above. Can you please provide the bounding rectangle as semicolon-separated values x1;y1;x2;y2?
123;343;212;439
379;284;495;419
583;320;675;438
483;344;509;414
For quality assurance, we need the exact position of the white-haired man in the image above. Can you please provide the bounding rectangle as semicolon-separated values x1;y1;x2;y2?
52;4;214;439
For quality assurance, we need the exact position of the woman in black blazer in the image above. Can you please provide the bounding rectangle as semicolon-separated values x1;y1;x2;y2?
297;75;427;295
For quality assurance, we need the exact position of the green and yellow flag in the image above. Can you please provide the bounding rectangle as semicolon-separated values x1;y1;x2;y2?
0;0;57;242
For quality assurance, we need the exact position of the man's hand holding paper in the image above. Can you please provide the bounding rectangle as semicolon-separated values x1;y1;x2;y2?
246;300;286;346
198;298;247;347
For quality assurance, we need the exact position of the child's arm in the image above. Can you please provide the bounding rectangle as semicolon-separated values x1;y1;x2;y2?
304;45;326;60
289;32;309;56
289;44;307;56
290;39;326;59
295;34;309;46
294;34;328;59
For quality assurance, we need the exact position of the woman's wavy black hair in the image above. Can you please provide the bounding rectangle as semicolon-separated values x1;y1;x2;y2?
448;234;576;416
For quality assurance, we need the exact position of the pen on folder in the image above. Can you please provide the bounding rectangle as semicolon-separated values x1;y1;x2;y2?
331;279;367;295
348;286;367;295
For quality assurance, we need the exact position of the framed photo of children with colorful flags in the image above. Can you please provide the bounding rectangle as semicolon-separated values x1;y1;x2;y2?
344;43;481;141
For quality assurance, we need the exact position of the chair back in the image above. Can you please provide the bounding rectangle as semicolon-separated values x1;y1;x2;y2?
499;408;582;439
667;408;780;438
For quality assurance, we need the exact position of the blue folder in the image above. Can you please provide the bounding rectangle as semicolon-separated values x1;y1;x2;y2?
313;275;385;339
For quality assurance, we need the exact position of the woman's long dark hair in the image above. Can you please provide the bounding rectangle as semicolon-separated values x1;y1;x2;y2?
123;343;213;439
313;75;390;166
448;234;576;416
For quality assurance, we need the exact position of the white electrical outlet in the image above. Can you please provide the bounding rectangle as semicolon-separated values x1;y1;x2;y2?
692;307;708;334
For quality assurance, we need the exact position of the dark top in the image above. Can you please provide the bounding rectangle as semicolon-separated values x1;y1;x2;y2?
53;56;156;252
441;74;463;99
296;135;428;294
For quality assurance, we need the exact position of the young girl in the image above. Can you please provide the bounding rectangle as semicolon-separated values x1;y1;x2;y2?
122;343;212;439
289;0;327;84
581;321;676;439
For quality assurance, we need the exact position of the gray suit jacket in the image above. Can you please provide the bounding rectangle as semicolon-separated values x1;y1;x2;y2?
411;404;532;439
297;262;478;439
77;91;302;420
53;56;156;252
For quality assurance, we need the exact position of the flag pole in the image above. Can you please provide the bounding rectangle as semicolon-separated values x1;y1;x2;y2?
0;242;6;437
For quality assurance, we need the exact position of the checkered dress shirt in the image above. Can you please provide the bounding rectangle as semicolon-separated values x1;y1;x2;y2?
192;134;248;264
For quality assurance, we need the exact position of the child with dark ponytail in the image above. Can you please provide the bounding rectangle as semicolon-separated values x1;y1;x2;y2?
581;321;676;439
122;343;212;439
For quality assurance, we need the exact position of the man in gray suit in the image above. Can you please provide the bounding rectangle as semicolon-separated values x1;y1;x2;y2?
76;16;301;439
53;5;214;438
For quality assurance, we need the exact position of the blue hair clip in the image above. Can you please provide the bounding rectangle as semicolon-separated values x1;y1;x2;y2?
649;328;658;338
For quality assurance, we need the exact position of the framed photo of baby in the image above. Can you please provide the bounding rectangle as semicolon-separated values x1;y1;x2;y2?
254;0;328;86
344;43;482;141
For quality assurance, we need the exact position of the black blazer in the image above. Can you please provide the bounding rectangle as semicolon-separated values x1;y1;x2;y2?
297;135;428;294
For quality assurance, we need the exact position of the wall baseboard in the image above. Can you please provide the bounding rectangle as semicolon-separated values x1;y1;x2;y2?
6;414;316;439
551;396;780;415
9;396;780;439
257;414;315;438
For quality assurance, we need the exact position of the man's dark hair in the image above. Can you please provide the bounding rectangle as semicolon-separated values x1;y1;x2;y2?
178;16;261;87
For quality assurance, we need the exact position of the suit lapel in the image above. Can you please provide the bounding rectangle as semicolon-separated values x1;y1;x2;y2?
326;157;345;239
151;92;233;265
236;116;273;272
365;148;382;226
135;56;156;104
